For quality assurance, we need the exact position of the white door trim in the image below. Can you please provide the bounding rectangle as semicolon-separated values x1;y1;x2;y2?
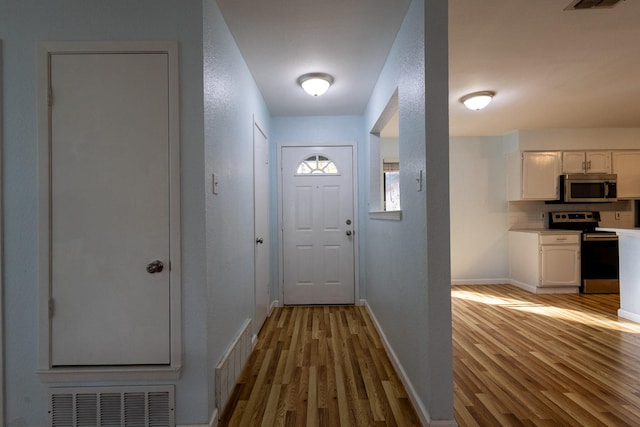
37;41;182;382
277;142;359;306
253;119;270;336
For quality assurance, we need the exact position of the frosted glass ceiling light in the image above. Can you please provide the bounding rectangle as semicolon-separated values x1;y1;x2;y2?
297;72;334;97
460;91;495;110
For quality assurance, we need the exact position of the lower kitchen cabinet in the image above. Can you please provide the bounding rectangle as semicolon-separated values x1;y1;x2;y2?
509;230;581;293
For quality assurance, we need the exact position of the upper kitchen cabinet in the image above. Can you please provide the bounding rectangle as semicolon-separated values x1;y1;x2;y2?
562;151;611;174
507;151;560;201
612;151;640;199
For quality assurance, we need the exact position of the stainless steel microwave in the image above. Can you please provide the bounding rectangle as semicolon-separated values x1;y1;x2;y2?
560;173;617;203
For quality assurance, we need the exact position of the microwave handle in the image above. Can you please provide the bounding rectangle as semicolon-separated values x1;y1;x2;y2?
605;183;609;198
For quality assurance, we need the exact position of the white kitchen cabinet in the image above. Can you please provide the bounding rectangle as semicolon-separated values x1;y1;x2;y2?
612;151;640;199
562;151;611;174
509;230;580;293
507;151;560;201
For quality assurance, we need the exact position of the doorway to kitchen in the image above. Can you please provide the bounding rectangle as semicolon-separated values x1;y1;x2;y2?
279;145;357;305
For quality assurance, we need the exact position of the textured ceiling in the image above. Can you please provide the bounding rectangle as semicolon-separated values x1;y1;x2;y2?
217;0;640;136
217;0;411;117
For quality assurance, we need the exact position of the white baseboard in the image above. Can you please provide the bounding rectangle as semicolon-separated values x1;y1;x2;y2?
209;408;219;427
428;421;459;427
269;300;279;313
509;279;578;294
357;298;366;306
364;301;458;427
618;309;640;324
451;278;509;285
508;279;539;294
176;409;218;426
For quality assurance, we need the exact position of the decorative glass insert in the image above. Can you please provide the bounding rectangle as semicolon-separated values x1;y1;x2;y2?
296;155;339;175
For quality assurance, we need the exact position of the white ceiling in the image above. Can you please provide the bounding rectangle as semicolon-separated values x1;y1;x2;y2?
217;0;411;117
217;0;640;136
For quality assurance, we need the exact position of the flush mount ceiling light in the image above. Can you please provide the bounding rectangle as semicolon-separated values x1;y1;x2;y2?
460;91;495;110
297;72;334;97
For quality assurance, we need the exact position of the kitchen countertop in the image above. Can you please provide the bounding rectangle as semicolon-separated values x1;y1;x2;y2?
598;227;640;236
509;228;582;235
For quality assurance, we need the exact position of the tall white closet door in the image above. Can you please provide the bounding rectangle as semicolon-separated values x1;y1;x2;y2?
49;52;172;366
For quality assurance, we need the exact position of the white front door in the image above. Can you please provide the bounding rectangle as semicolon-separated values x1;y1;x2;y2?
281;146;355;305
49;52;172;366
254;123;270;334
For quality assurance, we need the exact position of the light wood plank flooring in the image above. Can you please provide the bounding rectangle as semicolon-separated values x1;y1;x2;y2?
218;305;422;427
453;284;640;426
219;285;640;426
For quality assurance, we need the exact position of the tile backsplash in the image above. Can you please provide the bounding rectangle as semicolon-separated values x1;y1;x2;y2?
509;200;635;229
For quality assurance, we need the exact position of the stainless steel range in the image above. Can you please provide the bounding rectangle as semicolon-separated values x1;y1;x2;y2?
548;211;619;294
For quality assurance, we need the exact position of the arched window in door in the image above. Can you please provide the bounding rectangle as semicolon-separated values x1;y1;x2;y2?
295;154;339;175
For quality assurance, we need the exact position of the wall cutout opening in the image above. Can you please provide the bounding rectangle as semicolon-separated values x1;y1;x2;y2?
369;90;401;217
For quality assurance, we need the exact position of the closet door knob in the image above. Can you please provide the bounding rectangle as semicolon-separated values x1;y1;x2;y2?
146;260;164;274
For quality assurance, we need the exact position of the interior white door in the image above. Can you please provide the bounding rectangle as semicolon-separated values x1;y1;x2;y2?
254;123;270;334
49;52;171;366
281;146;355;305
0;39;4;421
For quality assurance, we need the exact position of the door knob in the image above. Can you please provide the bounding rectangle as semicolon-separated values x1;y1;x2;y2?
146;260;164;274
346;230;352;236
256;237;264;244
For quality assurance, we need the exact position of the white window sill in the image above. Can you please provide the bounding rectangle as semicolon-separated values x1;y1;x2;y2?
369;210;402;221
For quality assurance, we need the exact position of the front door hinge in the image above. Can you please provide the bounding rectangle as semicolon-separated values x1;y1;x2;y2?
48;298;55;318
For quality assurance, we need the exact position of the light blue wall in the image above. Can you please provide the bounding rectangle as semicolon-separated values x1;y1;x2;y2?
363;0;453;422
1;0;453;424
203;0;271;417
450;136;509;282
270;115;366;299
0;1;207;424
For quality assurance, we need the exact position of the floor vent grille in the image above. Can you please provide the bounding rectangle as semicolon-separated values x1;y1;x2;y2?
49;385;174;427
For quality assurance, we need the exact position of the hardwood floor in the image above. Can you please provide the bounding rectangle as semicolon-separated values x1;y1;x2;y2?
218;305;422;427
219;285;640;426
453;284;640;426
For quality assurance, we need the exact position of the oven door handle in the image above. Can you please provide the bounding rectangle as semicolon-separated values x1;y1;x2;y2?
583;235;618;241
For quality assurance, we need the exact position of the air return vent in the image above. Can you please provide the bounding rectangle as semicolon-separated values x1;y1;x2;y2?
49;385;174;427
565;0;623;10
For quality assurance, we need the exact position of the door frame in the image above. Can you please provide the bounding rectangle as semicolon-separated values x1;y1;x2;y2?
253;119;270;336
277;142;360;306
37;42;182;382
0;39;5;424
